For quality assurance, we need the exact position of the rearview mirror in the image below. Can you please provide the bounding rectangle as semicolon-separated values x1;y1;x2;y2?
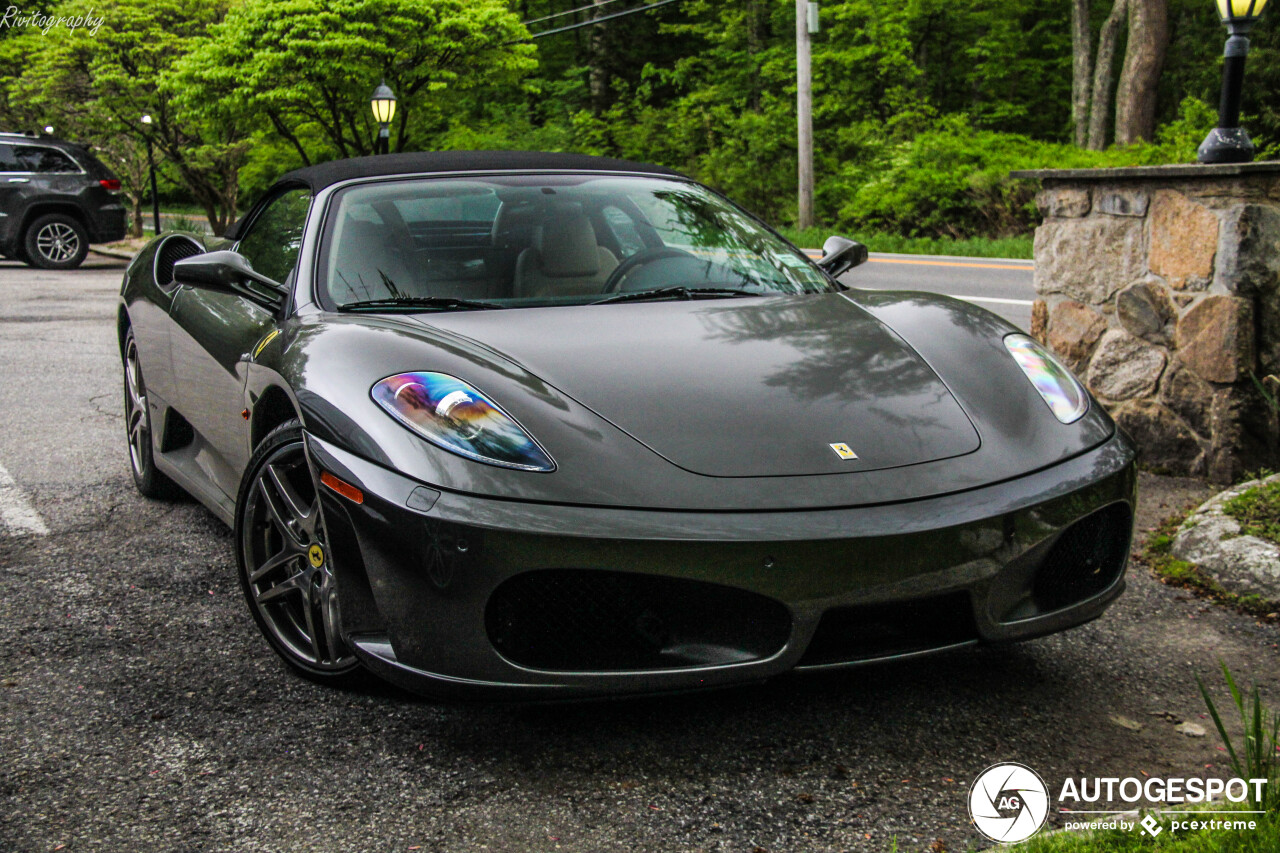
816;235;868;278
173;250;286;312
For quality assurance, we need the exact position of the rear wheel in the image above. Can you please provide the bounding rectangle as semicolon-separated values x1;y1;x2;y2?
235;420;361;684
24;213;88;270
123;329;181;499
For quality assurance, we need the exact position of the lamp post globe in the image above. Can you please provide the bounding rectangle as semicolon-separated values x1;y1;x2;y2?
370;82;397;155
1198;0;1270;163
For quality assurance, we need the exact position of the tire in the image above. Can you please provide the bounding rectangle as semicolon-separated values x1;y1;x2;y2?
123;328;182;500
23;213;89;270
235;419;363;685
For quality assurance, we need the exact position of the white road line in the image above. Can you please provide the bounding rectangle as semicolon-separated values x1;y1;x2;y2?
0;460;49;537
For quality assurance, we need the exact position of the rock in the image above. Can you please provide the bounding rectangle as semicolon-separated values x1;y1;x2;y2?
1111;399;1203;472
1149;190;1218;290
1159;363;1213;438
1096;189;1149;217
1110;715;1144;731
1214;203;1280;296
1207;389;1273;484
1116;280;1174;344
1030;299;1048;344
1048;300;1107;370
1175;722;1207;738
1175;295;1254;384
1034;216;1145;303
1087;329;1167;400
1037;187;1091;218
1172;473;1280;601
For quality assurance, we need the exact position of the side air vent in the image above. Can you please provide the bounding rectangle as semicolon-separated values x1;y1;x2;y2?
153;234;204;288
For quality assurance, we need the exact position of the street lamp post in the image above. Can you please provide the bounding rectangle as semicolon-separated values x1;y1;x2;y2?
1198;0;1270;163
370;82;397;155
140;115;161;234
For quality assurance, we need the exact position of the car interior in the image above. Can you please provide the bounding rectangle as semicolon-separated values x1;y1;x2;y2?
325;187;671;306
318;177;827;308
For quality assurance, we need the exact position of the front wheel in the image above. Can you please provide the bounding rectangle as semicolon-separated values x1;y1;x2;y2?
24;213;89;270
235;420;361;684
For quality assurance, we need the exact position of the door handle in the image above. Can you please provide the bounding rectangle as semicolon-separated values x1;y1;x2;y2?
7;178;29;183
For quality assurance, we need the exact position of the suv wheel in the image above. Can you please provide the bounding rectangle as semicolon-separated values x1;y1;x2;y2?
24;213;89;270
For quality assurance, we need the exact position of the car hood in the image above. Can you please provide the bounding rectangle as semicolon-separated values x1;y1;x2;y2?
409;293;980;478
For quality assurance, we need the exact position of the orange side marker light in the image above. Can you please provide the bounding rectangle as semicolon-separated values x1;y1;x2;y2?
320;471;364;504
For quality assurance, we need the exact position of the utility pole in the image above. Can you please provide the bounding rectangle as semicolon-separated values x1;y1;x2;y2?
796;0;815;230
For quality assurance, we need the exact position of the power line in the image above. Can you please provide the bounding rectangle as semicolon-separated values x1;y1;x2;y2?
521;0;629;27
521;0;686;40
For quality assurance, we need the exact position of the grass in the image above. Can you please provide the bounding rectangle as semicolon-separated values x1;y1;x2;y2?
774;227;1034;259
1142;510;1279;623
1007;661;1279;852
1198;662;1280;814
1222;481;1280;548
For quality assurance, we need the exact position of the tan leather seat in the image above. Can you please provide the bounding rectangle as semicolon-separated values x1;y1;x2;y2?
513;213;618;298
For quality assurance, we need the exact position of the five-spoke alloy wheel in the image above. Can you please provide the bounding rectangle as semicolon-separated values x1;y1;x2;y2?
235;420;360;682
24;213;89;270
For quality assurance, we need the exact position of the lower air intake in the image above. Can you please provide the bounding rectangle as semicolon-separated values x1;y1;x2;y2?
485;570;791;672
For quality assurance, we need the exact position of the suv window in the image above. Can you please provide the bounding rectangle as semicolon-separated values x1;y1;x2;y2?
11;145;80;173
236;188;312;284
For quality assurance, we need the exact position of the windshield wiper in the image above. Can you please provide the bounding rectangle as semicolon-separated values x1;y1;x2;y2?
590;286;759;305
340;296;505;313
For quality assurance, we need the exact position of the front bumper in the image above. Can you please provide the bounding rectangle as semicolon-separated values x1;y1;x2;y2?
306;430;1137;700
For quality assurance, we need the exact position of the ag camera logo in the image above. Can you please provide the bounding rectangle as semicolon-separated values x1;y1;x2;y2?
969;762;1051;843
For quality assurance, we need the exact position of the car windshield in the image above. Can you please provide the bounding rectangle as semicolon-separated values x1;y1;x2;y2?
319;174;836;310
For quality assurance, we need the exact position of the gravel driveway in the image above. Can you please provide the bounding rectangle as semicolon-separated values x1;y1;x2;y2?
1;258;1276;852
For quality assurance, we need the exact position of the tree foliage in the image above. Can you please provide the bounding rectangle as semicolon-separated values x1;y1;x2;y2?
1;0;1276;237
176;0;536;163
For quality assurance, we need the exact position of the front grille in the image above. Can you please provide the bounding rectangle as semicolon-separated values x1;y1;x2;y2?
1032;503;1132;612
485;570;791;672
797;591;978;667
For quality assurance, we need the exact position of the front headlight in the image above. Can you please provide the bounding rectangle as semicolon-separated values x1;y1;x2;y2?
1004;334;1089;424
371;372;555;472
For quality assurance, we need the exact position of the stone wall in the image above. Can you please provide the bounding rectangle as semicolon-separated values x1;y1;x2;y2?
1013;163;1280;482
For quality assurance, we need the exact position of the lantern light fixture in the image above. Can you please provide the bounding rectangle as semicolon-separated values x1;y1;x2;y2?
1198;0;1270;163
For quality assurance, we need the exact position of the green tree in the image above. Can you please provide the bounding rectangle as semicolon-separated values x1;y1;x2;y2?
177;0;538;163
8;0;249;234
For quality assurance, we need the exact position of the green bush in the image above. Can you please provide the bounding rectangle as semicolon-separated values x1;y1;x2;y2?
828;101;1219;241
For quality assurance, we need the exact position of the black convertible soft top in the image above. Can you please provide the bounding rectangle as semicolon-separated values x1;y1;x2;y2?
224;150;685;240
278;150;682;193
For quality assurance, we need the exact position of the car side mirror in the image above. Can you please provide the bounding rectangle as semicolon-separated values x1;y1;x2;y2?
816;235;869;278
173;250;286;312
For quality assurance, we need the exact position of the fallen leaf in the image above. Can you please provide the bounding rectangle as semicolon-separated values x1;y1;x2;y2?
1110;715;1144;732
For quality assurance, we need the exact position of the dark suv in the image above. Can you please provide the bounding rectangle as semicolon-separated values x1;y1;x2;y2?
0;132;128;269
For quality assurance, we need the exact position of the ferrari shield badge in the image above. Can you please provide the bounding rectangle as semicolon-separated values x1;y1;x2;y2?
829;442;858;460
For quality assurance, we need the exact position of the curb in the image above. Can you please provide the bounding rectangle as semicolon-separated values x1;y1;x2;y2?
90;246;136;261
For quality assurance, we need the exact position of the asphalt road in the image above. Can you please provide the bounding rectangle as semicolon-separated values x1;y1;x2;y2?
2;257;1277;853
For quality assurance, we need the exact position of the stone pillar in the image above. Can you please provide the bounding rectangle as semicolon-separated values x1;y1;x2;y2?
1011;163;1280;482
